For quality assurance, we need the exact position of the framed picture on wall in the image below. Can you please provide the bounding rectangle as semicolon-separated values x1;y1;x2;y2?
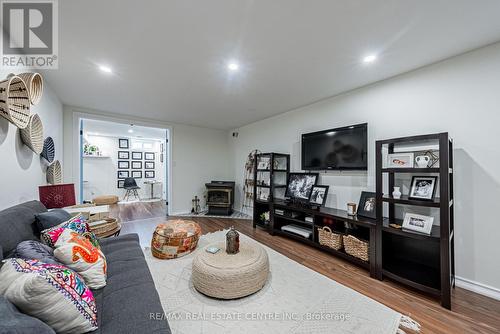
132;152;143;160
145;171;155;179
144;152;155;160
117;180;125;188
118;161;130;169
117;170;129;179
160;153;163;163
131;171;142;179
131;161;142;169
119;138;129;149
118;151;129;159
145;161;155;169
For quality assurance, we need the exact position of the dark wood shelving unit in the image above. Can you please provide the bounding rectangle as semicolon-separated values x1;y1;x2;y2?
376;132;455;309
252;153;290;230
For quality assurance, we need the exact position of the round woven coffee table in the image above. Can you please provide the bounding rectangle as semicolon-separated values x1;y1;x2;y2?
192;241;269;299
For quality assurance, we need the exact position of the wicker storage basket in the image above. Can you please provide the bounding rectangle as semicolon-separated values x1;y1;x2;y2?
90;218;119;236
20;113;44;154
317;226;343;250
47;160;62;184
41;137;55;162
0;75;31;128
17;72;43;105
343;234;369;262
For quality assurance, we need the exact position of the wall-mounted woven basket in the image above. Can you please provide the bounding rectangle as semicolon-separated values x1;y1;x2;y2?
17;72;43;105
0;75;31;128
20;114;44;154
41;137;55;163
47;160;62;185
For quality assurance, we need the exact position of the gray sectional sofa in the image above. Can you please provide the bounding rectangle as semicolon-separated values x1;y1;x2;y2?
0;201;171;334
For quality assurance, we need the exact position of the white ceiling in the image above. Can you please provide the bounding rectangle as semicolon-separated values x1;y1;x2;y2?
83;119;166;140
44;0;500;130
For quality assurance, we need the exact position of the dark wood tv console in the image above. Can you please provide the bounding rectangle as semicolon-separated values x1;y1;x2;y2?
255;198;377;278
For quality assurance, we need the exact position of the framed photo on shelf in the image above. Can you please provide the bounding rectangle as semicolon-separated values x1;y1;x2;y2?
118;138;129;149
144;152;155;160
117;170;129;179
387;153;414;168
132;152;143;160
257;157;270;170
118;161;129;169
145;171;155;179
131;171;142;179
285;173;318;201
409;176;437;201
309;185;329;206
258;188;270;201
131;161;142;169
145;161;155;169
117;180;125;188
357;191;377;219
118;151;129;159
402;213;434;235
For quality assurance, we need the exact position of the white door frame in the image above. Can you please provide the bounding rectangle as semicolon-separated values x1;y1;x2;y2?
70;110;173;215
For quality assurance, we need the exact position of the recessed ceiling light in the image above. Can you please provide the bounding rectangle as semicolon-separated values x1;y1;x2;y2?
99;65;112;73
363;54;377;64
227;62;239;71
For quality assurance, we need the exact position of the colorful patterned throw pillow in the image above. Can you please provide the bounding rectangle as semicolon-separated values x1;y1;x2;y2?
0;258;98;333
40;214;100;249
54;228;107;289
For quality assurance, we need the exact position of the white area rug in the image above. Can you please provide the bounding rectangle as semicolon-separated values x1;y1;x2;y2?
144;230;419;334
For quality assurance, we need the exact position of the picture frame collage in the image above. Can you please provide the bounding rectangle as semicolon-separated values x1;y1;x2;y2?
117;138;157;188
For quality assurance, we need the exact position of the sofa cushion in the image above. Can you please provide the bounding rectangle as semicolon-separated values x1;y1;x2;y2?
40;214;89;248
10;240;61;265
0;258;98;333
92;234;170;334
35;209;72;232
0;201;47;254
0;295;55;334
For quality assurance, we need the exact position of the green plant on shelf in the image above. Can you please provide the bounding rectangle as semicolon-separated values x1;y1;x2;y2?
260;211;270;224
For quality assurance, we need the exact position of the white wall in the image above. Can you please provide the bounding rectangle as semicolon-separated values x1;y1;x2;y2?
230;42;500;294
82;135;165;200
63;106;232;215
0;72;63;209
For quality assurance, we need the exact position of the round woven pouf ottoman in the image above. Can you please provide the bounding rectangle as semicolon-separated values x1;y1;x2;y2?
151;220;201;259
192;242;269;299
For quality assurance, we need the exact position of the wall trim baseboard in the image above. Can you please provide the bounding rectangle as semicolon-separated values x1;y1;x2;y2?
455;276;500;301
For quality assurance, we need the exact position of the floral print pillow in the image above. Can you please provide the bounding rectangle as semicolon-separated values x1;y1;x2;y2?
40;214;99;249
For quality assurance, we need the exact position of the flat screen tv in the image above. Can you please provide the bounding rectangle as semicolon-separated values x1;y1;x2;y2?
285;173;319;201
301;123;368;170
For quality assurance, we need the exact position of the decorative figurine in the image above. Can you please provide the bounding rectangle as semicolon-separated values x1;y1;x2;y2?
191;196;201;214
226;227;240;254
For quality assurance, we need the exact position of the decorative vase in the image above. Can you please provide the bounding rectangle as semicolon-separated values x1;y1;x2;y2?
392;187;402;199
226;227;239;254
415;155;430;168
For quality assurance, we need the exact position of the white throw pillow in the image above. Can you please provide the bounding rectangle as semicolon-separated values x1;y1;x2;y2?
54;228;107;289
0;258;98;333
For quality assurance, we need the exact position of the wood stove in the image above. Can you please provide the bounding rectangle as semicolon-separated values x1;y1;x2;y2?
205;181;235;215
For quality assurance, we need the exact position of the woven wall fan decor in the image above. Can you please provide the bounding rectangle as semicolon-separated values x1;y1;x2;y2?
47;160;62;185
17;72;43;105
20;113;44;154
0;75;31;128
41;137;55;163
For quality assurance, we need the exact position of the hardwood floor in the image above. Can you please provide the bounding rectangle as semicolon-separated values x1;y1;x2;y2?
113;202;500;333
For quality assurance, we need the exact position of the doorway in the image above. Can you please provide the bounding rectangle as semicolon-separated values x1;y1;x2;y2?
79;118;170;214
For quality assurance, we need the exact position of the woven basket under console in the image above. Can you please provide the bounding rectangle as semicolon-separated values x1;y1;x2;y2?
20;114;44;154
17;72;43;105
343;235;369;262
0;75;31;128
317;226;343;250
47;160;62;184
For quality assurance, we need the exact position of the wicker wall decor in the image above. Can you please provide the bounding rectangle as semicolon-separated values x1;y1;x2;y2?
46;160;62;185
20;113;44;154
0;75;31;128
17;72;43;105
41;137;55;163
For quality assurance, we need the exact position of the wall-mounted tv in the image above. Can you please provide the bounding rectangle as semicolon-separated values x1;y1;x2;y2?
301;123;368;171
